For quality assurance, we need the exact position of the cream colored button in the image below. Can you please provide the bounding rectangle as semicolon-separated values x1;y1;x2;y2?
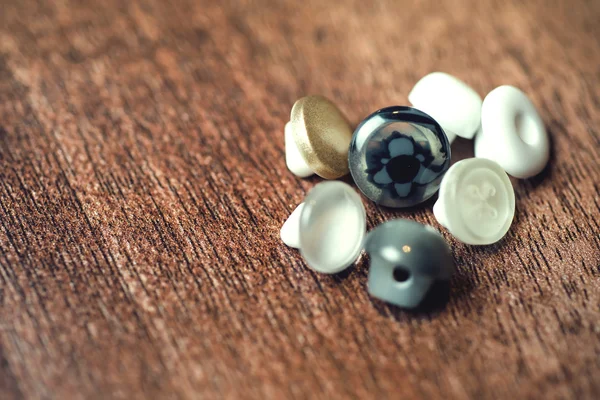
434;158;515;245
285;95;353;179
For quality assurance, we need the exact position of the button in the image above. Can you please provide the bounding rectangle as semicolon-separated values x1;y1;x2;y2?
348;106;451;208
285;95;353;179
285;123;312;178
474;85;549;179
280;181;366;274
279;202;304;248
364;219;454;308
433;158;515;245
408;72;483;143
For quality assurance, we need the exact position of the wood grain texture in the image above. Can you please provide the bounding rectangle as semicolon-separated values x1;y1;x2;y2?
0;0;599;398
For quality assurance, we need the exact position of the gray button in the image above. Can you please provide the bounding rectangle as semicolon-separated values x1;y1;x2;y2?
365;219;455;308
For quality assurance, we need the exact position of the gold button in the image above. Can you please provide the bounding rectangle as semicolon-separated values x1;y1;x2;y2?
287;95;353;179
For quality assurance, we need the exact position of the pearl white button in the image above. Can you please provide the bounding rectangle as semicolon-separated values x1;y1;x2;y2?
280;181;366;274
475;85;549;179
433;158;515;245
408;72;483;143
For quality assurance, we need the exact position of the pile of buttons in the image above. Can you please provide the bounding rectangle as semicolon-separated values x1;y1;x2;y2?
281;72;550;309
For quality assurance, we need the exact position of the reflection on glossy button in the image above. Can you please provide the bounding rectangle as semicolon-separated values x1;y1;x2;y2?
280;181;366;274
285;95;353;179
434;158;515;245
348;106;451;208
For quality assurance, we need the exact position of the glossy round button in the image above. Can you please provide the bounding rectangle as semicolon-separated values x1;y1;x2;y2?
285;95;353;179
474;85;549;179
280;181;366;274
433;158;515;245
349;106;451;208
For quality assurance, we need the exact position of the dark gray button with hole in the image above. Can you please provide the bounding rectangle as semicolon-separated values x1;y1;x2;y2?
364;219;455;308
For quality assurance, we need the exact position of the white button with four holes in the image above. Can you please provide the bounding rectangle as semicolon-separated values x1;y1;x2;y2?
475;85;549;179
434;158;515;245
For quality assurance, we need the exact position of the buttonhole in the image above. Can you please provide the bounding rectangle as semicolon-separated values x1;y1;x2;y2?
393;266;411;283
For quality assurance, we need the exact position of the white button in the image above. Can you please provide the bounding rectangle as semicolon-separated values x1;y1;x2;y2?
408;72;483;143
280;181;366;274
280;202;304;248
475;85;549;179
285;123;313;178
433;158;515;245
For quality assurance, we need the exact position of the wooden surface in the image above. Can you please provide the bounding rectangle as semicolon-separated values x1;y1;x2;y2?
1;0;599;398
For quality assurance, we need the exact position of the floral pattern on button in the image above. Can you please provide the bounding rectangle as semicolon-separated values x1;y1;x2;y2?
349;105;451;208
366;131;445;199
467;182;498;220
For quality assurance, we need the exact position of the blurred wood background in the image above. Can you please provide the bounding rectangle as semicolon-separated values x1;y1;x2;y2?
1;0;599;398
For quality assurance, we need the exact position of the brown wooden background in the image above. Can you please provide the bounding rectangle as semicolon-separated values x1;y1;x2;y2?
1;0;599;398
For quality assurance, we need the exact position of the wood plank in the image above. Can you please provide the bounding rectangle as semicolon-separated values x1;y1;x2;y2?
0;0;599;398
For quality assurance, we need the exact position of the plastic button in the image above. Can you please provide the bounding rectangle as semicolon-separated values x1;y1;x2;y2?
348;106;451;208
433;158;515;245
408;72;483;143
285;95;353;179
280;181;366;274
474;85;549;179
365;220;454;308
